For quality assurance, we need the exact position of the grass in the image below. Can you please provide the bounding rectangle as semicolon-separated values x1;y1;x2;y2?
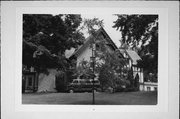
22;91;157;105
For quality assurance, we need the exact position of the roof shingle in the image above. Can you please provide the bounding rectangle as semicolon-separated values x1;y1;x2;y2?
126;50;141;65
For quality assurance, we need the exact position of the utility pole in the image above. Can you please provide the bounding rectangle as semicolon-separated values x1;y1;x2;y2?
90;27;101;104
91;42;96;104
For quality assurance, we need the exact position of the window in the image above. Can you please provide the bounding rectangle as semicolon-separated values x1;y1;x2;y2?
154;87;157;91
147;87;151;91
96;44;100;51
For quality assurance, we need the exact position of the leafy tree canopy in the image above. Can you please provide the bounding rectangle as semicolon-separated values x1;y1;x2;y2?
113;15;158;74
81;18;104;35
23;14;85;72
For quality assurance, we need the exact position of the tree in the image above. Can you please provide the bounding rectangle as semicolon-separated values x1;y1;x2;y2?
23;14;85;72
97;52;124;91
113;15;158;77
74;60;94;79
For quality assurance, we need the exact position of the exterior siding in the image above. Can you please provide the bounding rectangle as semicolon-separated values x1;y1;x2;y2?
77;45;92;66
133;67;144;83
140;82;158;91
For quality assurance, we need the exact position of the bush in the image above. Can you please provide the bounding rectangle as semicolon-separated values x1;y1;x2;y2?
114;86;125;92
55;72;67;92
124;87;138;92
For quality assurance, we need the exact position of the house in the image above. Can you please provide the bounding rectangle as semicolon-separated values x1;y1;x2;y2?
69;27;120;80
70;27;144;89
118;46;144;81
143;82;157;91
118;43;158;91
22;66;38;93
22;65;60;93
117;46;144;90
141;72;158;91
69;27;148;91
70;27;118;67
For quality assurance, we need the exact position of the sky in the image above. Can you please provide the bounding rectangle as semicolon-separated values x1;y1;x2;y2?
81;14;122;47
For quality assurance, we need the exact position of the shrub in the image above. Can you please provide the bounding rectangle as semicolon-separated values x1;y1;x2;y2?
55;71;67;92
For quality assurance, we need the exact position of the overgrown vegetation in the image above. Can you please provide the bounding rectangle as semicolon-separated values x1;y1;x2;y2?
23;14;85;73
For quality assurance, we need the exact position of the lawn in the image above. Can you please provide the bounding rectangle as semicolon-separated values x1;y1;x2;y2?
22;91;157;105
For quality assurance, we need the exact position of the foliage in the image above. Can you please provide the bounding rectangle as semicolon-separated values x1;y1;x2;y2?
73;18;104;79
98;64;114;90
23;14;85;72
126;68;134;88
113;15;158;75
94;38;126;90
75;51;125;91
81;18;104;35
55;71;66;92
74;60;94;79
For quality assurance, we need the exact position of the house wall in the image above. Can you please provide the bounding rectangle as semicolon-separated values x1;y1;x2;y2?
133;67;144;83
139;82;158;91
24;74;36;92
139;69;144;83
23;71;38;93
37;69;57;92
76;43;115;67
128;58;144;84
122;51;144;85
77;45;92;66
144;85;157;91
76;32;116;67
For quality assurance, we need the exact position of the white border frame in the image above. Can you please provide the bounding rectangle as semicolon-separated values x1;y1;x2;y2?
15;7;167;112
1;1;179;119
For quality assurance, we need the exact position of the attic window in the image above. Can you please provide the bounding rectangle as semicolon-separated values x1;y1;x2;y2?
96;44;100;51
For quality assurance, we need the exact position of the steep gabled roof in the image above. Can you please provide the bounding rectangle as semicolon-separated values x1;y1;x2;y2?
70;27;118;58
118;47;142;66
99;27;118;50
125;50;141;65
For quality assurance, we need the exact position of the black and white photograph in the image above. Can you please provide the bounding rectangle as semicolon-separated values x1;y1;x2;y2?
1;1;179;119
22;14;158;105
